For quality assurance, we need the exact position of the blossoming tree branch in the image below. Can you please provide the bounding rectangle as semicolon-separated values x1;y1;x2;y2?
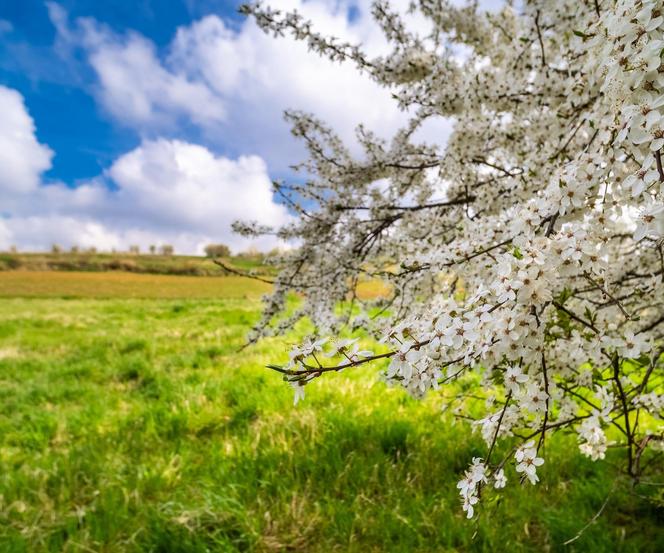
236;0;664;518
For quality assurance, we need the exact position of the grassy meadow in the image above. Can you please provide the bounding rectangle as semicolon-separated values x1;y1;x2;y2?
0;270;662;552
0;252;274;277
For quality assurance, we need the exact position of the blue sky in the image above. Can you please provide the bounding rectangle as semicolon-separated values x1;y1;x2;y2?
0;0;463;253
0;1;243;184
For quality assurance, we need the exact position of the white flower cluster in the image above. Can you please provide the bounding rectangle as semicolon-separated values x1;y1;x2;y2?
241;0;664;519
456;457;487;519
602;0;664;239
515;441;545;485
578;416;608;461
633;391;664;417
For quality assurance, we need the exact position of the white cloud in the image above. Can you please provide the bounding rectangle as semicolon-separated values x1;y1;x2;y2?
1;215;122;252
46;0;506;165
50;0;436;170
0;85;53;193
80;22;226;128
169;9;406;160
0;87;291;254
105;139;292;246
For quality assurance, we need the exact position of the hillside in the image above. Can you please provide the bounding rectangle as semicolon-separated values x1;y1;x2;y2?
0;252;273;277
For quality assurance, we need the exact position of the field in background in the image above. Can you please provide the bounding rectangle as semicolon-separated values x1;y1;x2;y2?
0;272;662;552
0;252;271;277
0;271;271;299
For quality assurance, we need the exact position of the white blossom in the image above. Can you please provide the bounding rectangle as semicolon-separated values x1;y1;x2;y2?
290;381;306;406
493;468;507;489
578;416;608;461
515;441;545;485
504;365;528;396
457;457;487;519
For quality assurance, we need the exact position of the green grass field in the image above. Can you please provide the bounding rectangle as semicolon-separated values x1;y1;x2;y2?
0;272;662;552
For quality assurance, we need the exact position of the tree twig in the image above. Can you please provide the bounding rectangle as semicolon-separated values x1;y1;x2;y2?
563;484;614;545
655;150;664;182
212;259;276;285
534;10;547;67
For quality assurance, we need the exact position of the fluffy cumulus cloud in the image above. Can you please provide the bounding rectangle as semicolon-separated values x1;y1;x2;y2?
49;0;454;170
105;139;292;248
0;85;53;193
47;1;226;128
76;22;227;128
0;86;291;254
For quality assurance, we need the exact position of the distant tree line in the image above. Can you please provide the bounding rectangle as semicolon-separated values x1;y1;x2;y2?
4;242;284;258
204;244;231;257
